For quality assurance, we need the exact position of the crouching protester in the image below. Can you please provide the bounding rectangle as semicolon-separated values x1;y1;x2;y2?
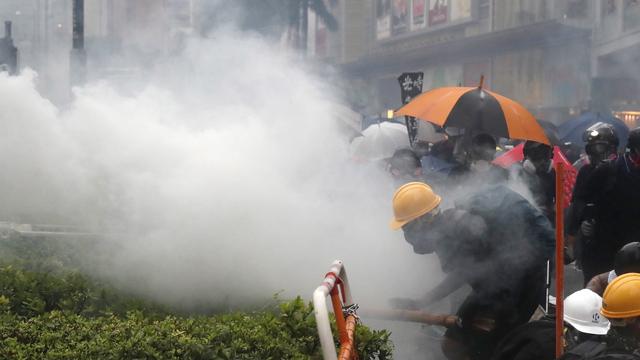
389;182;555;360
587;242;640;296
492;289;610;360
559;273;640;359
598;273;640;358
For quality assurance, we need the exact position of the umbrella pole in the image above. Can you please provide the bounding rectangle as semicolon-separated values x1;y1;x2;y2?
555;162;565;358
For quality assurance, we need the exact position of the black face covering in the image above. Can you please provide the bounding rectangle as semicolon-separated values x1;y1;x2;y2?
586;143;612;164
531;157;552;174
402;216;438;254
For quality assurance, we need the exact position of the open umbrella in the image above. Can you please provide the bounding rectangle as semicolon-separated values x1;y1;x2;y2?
557;112;629;152
395;78;549;145
350;122;409;161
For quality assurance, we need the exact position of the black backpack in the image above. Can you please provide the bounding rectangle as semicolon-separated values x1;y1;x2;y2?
560;339;640;360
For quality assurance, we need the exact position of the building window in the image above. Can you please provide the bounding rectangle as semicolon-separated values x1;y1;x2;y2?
602;0;617;17
566;0;588;18
624;0;640;30
613;111;640;128
479;0;490;19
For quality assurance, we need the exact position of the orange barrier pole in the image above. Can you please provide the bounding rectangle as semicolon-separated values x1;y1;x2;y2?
330;287;349;345
555;162;565;358
337;315;358;360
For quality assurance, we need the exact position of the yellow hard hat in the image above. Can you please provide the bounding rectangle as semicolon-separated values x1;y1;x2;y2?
601;272;640;319
390;182;441;230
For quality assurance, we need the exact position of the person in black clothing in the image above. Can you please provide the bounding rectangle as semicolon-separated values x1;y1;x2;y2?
580;127;640;285
560;274;640;360
449;133;509;187
389;182;554;360
512;140;556;221
565;123;619;281
492;289;610;360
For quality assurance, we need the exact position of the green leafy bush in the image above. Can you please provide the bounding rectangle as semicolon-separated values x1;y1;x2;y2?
0;295;392;359
0;235;393;359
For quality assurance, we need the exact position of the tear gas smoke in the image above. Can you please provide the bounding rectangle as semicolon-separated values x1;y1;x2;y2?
0;28;440;309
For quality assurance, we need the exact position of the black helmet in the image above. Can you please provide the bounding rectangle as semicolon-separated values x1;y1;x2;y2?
523;141;553;162
627;127;640;154
582;122;619;147
614;242;640;276
582;122;618;162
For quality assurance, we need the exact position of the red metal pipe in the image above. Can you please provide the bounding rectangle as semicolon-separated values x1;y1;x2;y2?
555;162;565;357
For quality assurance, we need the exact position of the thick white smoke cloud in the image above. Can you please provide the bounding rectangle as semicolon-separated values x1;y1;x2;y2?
0;29;439;308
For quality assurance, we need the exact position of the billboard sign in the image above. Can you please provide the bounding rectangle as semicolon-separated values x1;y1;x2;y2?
450;0;471;22
392;0;409;36
412;0;427;30
376;0;392;40
429;0;448;26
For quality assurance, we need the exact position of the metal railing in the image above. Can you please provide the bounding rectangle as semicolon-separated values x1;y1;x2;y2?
313;260;358;360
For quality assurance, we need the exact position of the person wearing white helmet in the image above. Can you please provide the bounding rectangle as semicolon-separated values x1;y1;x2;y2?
491;289;609;360
563;289;611;349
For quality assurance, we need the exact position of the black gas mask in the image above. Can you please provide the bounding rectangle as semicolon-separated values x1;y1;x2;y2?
401;210;440;254
585;142;613;164
523;141;553;174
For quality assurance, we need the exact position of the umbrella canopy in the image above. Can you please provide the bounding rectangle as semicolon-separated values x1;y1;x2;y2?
395;84;549;145
350;122;410;161
557;112;629;152
493;143;577;207
537;119;560;145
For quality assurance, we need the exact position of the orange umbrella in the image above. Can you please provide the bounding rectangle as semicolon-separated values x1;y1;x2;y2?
395;78;550;145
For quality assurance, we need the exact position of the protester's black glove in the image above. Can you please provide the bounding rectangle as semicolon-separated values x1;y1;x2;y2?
580;219;595;237
389;297;420;310
564;245;575;265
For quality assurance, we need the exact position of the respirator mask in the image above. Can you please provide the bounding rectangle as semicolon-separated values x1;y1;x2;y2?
402;209;440;254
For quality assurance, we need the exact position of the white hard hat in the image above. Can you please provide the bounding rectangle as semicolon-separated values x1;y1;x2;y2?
564;289;610;335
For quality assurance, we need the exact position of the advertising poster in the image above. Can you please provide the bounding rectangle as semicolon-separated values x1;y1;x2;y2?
429;0;448;26
376;0;392;40
411;0;427;30
450;0;471;22
392;0;409;36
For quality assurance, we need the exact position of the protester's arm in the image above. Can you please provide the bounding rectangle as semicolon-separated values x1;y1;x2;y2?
419;272;466;306
389;272;466;310
585;272;610;296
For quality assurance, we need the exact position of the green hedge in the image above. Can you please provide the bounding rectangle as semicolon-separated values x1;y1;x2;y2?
0;298;392;359
0;235;393;359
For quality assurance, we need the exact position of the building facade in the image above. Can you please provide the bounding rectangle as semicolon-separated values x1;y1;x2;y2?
310;0;640;126
0;0;195;102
